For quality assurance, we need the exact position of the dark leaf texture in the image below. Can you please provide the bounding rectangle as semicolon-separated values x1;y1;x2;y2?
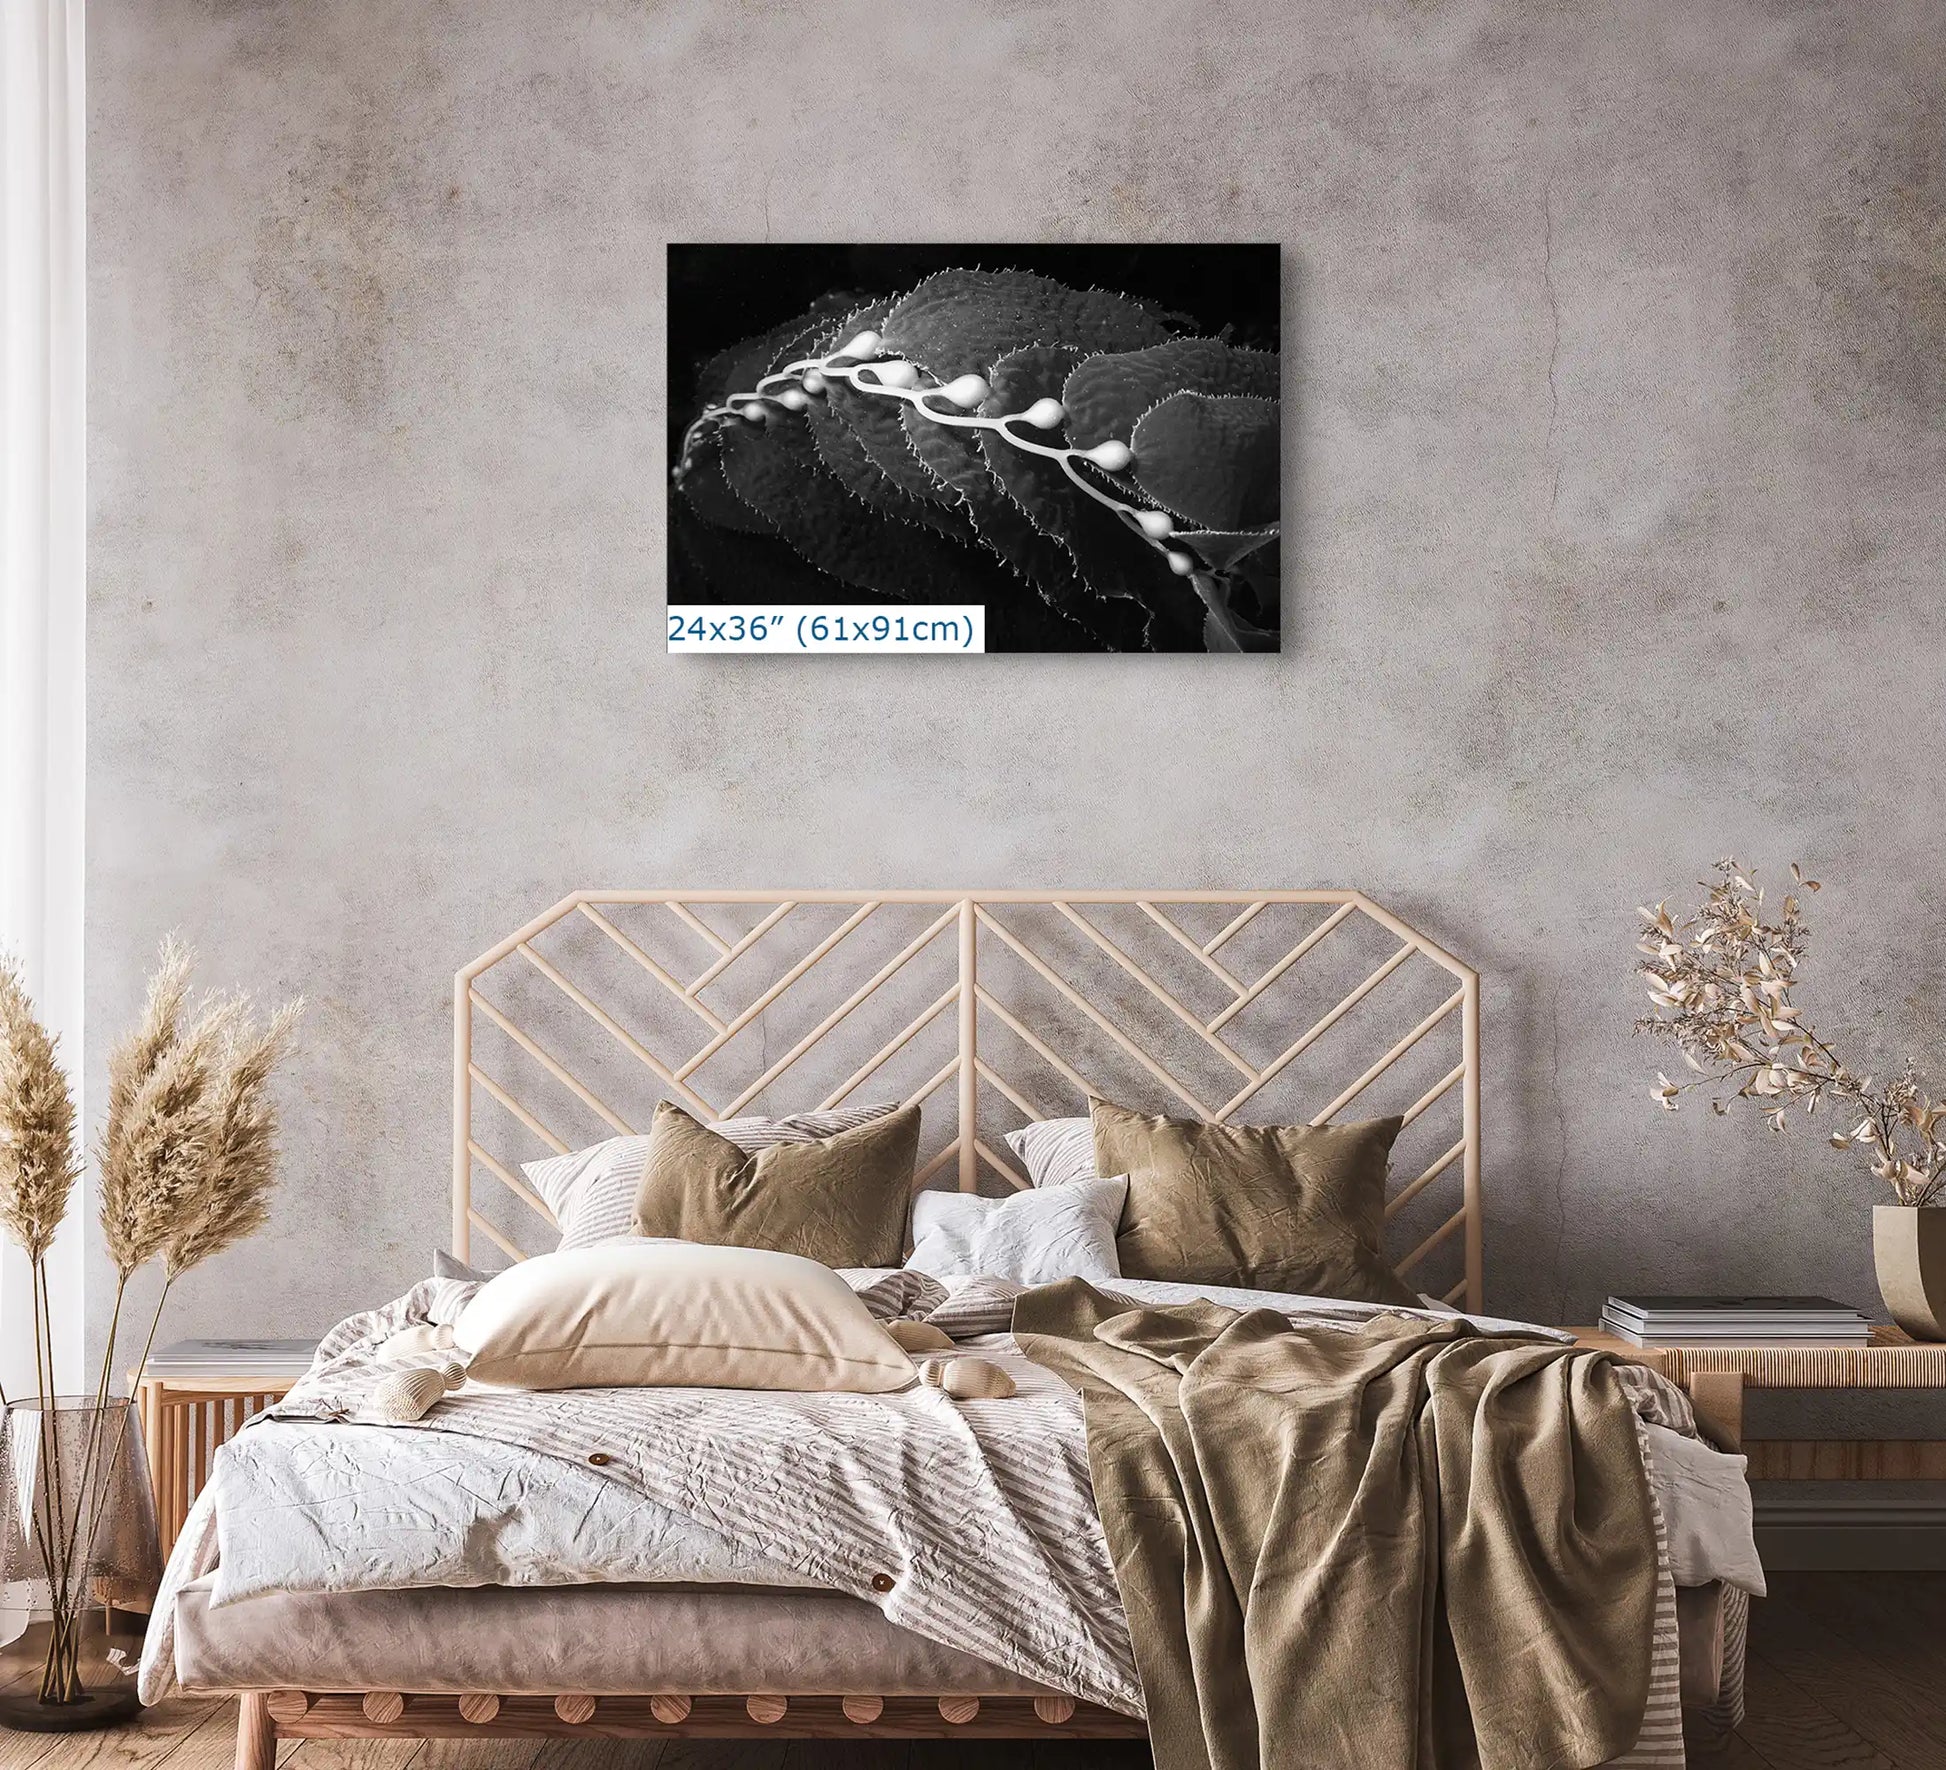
897;404;1085;593
1061;337;1279;452
1132;393;1279;531
881;268;1175;379
1173;526;1279;570
806;398;975;543
670;499;844;605
811;298;963;510
696;292;864;413
678;444;774;536
978;347;1194;650
885;270;1182;643
718;420;994;603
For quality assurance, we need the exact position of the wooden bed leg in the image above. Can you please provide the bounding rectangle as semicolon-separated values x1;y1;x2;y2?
1687;1372;1745;1453
236;1693;276;1770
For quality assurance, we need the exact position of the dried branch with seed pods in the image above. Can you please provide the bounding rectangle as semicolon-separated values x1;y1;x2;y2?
1636;860;1945;1207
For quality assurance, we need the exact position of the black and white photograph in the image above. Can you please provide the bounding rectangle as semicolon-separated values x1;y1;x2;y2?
16;3;1945;1764
668;244;1282;653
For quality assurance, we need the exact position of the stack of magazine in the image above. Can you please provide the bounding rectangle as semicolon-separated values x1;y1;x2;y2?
143;1338;320;1381
1599;1295;1870;1347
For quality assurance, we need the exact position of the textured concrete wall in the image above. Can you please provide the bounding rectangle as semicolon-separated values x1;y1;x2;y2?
88;1;1946;1390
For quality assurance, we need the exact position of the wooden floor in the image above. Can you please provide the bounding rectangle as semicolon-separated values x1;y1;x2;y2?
5;1575;1945;1770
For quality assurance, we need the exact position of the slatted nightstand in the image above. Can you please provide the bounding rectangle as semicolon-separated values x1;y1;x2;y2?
135;1339;317;1554
1571;1324;1946;1476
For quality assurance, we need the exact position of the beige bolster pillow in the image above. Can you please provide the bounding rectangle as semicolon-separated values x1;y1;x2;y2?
453;1242;916;1393
885;1320;954;1353
919;1356;1017;1400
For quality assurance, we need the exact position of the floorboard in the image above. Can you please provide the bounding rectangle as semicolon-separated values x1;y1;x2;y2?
525;1743;665;1770
1734;1652;1897;1769
4;1577;1946;1768
783;1745;907;1770
418;1742;546;1770
278;1738;425;1770
1745;1592;1946;1768
0;1697;215;1770
1777;1574;1946;1698
1689;1736;1777;1770
652;1741;775;1770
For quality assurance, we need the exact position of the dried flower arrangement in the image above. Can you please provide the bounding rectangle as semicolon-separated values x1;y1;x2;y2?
0;940;300;1718
1635;860;1945;1207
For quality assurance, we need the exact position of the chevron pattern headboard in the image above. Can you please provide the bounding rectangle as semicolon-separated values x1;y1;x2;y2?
453;891;1482;1308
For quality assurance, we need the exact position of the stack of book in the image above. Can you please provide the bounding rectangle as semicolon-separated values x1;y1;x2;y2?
1599;1295;1870;1347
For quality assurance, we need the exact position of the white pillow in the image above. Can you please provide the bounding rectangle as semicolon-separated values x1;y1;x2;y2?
433;1248;491;1284
1643;1422;1765;1596
453;1242;916;1393
1004;1116;1099;1189
523;1104;898;1250
906;1175;1128;1286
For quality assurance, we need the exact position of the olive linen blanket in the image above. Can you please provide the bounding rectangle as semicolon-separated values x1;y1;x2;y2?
1013;1282;1659;1770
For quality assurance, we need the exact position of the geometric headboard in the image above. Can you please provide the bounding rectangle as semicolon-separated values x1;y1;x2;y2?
453;891;1482;1308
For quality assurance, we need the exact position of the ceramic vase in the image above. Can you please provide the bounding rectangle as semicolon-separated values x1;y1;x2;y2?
1874;1204;1946;1341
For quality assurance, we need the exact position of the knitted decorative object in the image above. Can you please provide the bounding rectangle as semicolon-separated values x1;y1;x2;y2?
885;1320;954;1354
370;1361;467;1423
919;1356;1016;1401
377;1322;455;1361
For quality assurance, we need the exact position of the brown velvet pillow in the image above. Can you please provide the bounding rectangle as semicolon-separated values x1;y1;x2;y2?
1090;1097;1416;1304
631;1099;920;1269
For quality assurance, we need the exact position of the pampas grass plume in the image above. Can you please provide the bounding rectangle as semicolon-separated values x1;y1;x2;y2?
97;980;237;1279
167;998;304;1279
96;936;304;1282
0;960;79;1262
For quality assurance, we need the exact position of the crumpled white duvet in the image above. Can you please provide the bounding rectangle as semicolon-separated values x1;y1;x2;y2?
140;1270;1764;1718
196;1275;1600;1612
208;1418;821;1605
203;1315;1764;1615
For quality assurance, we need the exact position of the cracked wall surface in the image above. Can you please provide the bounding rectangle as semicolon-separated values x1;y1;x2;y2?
88;1;1946;1433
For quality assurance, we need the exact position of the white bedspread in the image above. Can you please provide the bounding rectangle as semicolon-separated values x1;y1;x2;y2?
140;1267;1760;1768
209;1418;821;1603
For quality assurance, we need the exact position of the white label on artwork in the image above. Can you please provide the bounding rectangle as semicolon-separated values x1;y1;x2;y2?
668;605;986;653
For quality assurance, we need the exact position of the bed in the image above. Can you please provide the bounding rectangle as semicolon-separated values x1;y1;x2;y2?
131;890;1751;1766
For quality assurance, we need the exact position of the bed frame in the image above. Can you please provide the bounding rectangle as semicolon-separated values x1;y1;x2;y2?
234;888;1482;1765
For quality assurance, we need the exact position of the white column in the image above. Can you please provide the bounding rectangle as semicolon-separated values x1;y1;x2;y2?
1;0;87;1648
1;0;88;1401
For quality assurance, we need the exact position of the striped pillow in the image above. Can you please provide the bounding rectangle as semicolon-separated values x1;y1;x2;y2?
524;1103;899;1250
1003;1116;1100;1189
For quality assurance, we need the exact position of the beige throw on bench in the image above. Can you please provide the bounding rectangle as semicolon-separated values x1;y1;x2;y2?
1014;1283;1658;1770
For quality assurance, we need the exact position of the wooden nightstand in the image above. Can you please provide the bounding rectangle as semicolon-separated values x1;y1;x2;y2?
136;1340;318;1555
1572;1324;1946;1477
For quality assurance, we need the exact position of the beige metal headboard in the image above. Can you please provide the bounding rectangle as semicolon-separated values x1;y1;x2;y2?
453;891;1483;1308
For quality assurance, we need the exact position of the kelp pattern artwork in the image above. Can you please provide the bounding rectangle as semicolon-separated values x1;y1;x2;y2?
671;264;1281;653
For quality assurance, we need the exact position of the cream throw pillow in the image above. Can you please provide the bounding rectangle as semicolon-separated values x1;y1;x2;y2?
452;1242;916;1393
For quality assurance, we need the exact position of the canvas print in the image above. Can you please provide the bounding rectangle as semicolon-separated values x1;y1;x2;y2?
668;244;1281;654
